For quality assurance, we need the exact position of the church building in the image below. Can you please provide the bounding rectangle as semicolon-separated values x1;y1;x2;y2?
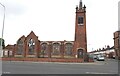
3;0;88;62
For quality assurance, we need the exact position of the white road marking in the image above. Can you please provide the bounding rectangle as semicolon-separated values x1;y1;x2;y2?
86;72;111;74
3;72;11;74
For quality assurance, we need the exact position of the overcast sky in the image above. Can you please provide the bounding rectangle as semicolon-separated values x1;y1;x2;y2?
0;0;119;52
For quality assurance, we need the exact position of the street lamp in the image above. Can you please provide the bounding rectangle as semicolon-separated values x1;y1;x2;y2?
0;2;5;57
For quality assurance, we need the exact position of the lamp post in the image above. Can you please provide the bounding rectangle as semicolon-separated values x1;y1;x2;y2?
0;2;5;57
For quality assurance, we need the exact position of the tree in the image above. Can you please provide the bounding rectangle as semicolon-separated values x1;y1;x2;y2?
0;38;5;49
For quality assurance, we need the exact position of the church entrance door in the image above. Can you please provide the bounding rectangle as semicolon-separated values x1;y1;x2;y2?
77;49;84;58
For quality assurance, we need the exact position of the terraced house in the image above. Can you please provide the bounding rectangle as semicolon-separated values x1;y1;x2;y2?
113;31;120;59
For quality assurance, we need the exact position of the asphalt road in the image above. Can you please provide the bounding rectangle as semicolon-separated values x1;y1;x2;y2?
2;59;118;74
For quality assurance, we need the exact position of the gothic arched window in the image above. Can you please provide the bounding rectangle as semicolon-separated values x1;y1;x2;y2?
17;39;23;55
65;43;73;55
28;38;35;55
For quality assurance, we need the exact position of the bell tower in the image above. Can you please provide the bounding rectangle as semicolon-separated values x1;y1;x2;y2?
74;0;87;58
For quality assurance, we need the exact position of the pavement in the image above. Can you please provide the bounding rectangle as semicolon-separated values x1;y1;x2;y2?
1;61;106;66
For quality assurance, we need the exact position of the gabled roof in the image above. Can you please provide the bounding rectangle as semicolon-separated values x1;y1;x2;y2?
27;31;37;38
26;31;38;41
18;35;25;40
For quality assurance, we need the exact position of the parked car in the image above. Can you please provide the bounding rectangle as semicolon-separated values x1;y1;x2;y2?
93;55;97;59
96;55;105;61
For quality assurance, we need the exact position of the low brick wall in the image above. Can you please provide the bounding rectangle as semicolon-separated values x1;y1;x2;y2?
1;58;94;63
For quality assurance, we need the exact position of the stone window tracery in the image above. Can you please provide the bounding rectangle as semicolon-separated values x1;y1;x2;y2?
28;38;35;55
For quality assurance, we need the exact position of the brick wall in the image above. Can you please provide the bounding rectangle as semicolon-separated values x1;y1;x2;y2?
1;58;94;63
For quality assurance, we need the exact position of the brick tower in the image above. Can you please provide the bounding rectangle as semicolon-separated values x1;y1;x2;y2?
74;0;87;59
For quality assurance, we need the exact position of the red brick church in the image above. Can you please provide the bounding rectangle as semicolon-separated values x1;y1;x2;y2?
3;0;89;62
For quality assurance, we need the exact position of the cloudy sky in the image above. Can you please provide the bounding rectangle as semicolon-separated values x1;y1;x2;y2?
0;0;119;52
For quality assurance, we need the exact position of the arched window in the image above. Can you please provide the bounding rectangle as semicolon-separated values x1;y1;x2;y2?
28;38;35;55
17;39;23;55
41;43;48;57
65;43;73;55
52;43;60;55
